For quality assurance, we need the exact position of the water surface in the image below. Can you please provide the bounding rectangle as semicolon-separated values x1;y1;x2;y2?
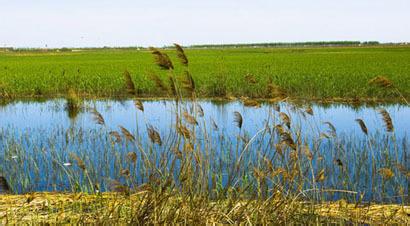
0;99;408;202
1;99;409;137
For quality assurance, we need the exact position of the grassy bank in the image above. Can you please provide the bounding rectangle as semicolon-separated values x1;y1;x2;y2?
1;46;410;101
0;192;408;224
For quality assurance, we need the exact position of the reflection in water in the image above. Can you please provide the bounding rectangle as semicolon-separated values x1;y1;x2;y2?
0;99;408;203
1;99;409;136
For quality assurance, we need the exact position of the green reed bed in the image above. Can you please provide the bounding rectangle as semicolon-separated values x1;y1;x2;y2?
1;46;410;101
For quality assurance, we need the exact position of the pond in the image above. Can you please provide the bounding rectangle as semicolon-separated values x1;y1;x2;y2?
0;99;409;203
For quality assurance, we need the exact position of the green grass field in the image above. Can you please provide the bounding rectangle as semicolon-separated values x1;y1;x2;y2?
1;46;409;101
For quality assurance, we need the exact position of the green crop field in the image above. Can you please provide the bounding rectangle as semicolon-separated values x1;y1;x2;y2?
0;46;409;101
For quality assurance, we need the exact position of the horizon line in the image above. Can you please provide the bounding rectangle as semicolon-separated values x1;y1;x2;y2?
2;40;410;50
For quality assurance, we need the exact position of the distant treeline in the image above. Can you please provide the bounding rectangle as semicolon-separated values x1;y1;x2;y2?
2;41;410;52
189;41;381;48
0;46;146;52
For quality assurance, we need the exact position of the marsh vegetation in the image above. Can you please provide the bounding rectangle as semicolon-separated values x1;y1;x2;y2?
1;46;410;101
0;45;409;224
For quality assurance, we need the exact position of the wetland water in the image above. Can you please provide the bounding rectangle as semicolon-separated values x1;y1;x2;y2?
0;99;409;202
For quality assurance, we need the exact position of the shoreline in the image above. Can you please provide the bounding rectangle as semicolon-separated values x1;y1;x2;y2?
0;192;408;224
1;95;408;106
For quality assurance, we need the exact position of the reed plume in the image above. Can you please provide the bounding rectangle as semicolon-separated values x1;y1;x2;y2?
279;132;296;150
134;99;144;112
149;73;169;93
323;122;337;137
123;70;136;95
197;104;204;117
369;75;408;104
379;109;394;132
127;152;137;164
149;47;173;70
233;111;243;129
174;43;188;66
211;118;218;131
91;109;105;125
279;112;291;129
183;111;198;125
302;146;313;160
177;124;191;139
274;124;285;135
369;76;393;88
316;169;325;182
147;125;162;146
119;126;135;142
355;119;368;135
378;168;394;180
305;106;313;116
121;169;130;177
69;153;86;171
109;131;122;143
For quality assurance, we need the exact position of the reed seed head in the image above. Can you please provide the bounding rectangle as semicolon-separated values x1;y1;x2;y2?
379;109;394;132
369;76;394;88
91;109;105;125
149;47;174;70
69;153;86;171
378;168;394;180
305;106;314;116
177;124;191;139
147;125;162;146
279;112;291;129
355;119;368;135
183;111;198;125
134;99;144;112
127;152;137;164
149;73;169;93
174;43;188;66
119;126;135;142
233;111;243;129
109;131;122;143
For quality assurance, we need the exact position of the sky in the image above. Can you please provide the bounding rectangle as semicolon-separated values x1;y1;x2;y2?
0;0;409;48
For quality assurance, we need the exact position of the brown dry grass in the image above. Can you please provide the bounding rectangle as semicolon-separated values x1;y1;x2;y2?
0;193;408;224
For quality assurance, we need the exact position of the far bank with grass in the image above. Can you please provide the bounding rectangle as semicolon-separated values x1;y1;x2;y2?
0;46;409;101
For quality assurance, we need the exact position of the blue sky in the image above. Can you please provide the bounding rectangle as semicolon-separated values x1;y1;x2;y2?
0;0;409;48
